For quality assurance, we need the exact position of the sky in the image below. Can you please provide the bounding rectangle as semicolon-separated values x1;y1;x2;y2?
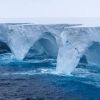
0;0;100;24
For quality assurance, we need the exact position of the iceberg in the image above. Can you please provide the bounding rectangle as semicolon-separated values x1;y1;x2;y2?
0;23;100;74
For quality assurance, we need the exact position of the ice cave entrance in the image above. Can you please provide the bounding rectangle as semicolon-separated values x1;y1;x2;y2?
25;32;58;60
0;41;11;54
0;41;14;63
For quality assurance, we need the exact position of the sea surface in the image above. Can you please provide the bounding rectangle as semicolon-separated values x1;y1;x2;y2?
0;46;100;100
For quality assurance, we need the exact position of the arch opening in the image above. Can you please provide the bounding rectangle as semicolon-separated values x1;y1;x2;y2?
0;41;14;63
84;42;100;66
25;32;58;61
78;55;88;66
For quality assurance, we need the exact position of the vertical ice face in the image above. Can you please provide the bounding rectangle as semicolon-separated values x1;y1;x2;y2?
0;25;8;43
56;41;80;74
1;23;100;75
0;24;63;60
6;25;43;60
88;27;100;43
56;28;93;74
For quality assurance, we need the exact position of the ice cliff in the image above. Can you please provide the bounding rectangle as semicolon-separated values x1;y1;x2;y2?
0;23;100;74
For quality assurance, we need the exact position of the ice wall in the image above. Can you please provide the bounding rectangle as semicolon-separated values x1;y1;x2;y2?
56;27;100;74
0;24;100;75
0;24;45;60
0;24;65;60
56;28;91;74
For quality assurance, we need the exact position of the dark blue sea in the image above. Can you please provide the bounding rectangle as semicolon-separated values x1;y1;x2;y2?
0;42;100;100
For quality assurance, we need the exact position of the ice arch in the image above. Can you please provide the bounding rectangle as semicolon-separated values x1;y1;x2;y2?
56;27;100;74
0;25;60;61
56;28;93;74
25;32;58;59
5;26;42;60
1;24;100;75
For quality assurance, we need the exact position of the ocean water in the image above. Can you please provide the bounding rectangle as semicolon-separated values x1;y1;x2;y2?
0;43;100;100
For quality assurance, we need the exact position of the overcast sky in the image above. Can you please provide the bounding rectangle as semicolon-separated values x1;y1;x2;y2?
0;0;100;24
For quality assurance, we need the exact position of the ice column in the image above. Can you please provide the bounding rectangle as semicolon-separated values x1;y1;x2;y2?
56;28;91;74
